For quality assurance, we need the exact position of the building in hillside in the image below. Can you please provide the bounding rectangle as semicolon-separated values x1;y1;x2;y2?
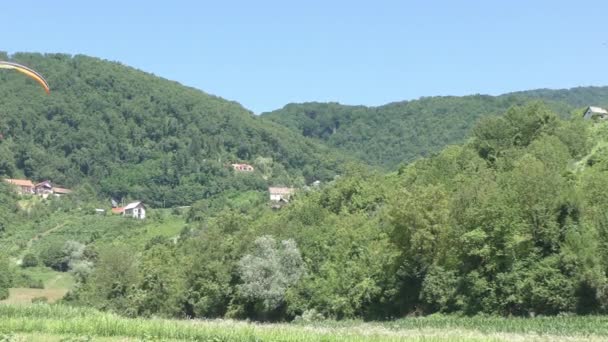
35;181;53;198
123;201;146;219
34;181;72;198
231;163;254;172
4;179;35;195
583;106;608;120
53;187;72;197
111;207;125;215
268;187;296;202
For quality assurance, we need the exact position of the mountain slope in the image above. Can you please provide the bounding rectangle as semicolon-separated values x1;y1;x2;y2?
0;52;351;207
261;87;608;168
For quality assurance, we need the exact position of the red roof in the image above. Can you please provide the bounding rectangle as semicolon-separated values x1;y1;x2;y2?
269;187;295;195
111;207;125;214
5;179;34;187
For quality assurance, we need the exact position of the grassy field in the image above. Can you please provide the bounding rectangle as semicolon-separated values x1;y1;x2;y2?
1;267;74;305
0;304;607;341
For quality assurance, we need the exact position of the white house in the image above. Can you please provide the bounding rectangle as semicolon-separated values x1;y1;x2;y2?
232;163;254;172
268;187;295;202
123;201;146;220
583;106;608;120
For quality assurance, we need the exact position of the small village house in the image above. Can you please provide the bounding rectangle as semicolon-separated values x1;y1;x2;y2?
123;201;146;219
268;187;296;202
583;106;608;120
35;181;53;198
35;180;72;198
4;179;35;195
232;163;254;172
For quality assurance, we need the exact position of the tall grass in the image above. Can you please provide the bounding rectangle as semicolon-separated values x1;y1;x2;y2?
0;304;606;341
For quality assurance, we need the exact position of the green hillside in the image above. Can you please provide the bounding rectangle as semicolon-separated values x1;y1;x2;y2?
0;52;351;207
261;87;608;168
0;102;604;322
4;52;608;324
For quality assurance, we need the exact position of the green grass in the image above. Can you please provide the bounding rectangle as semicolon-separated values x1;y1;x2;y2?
2;268;72;305
120;212;185;250
0;305;607;341
17;267;73;290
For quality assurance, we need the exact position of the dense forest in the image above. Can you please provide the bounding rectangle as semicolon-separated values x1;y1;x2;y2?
262;87;608;168
0;102;603;321
2;52;608;322
0;52;352;207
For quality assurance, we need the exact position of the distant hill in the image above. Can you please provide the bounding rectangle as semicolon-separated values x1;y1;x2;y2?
261;87;608;168
0;52;351;207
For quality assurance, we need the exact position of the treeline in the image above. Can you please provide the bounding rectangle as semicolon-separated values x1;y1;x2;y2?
0;52;350;207
61;103;608;319
262;87;608;168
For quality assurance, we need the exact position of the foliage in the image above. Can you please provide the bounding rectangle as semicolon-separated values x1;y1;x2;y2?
262;90;607;169
235;236;305;318
2;56;608;324
0;253;11;300
0;52;352;207
21;253;38;268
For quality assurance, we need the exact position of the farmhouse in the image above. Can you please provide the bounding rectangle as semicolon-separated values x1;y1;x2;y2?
123;201;146;220
268;187;295;202
35;181;53;198
4;179;35;195
232;163;254;172
583;106;608;120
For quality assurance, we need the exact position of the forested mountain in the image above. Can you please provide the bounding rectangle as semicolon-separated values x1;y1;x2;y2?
52;103;608;320
2;52;608;321
261;87;608;168
0;52;351;207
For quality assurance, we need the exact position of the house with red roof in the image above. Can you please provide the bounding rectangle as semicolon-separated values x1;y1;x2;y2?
4;179;35;195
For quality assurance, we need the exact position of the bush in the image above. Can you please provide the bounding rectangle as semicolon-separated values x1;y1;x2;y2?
12;273;44;289
21;253;39;268
40;242;68;271
39;240;86;272
237;236;305;316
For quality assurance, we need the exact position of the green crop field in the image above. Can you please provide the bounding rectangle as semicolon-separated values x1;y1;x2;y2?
0;304;607;341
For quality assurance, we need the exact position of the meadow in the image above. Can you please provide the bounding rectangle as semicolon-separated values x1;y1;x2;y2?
0;304;607;341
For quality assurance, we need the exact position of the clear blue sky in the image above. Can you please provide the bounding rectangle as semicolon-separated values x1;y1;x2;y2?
1;1;606;113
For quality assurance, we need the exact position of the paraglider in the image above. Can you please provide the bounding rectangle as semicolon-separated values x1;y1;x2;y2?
0;61;50;94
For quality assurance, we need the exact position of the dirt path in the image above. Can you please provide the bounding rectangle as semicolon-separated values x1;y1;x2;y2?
15;222;70;265
24;222;68;251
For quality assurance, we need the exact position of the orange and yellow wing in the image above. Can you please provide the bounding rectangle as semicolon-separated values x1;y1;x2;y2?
0;61;50;94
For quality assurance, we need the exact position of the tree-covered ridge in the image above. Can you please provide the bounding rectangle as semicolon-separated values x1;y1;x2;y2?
0;52;351;207
261;87;608;168
52;103;608;320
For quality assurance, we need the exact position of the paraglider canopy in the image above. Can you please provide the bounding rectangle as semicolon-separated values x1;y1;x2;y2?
0;61;50;94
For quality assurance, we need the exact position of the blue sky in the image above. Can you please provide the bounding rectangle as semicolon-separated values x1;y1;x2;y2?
1;1;606;113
